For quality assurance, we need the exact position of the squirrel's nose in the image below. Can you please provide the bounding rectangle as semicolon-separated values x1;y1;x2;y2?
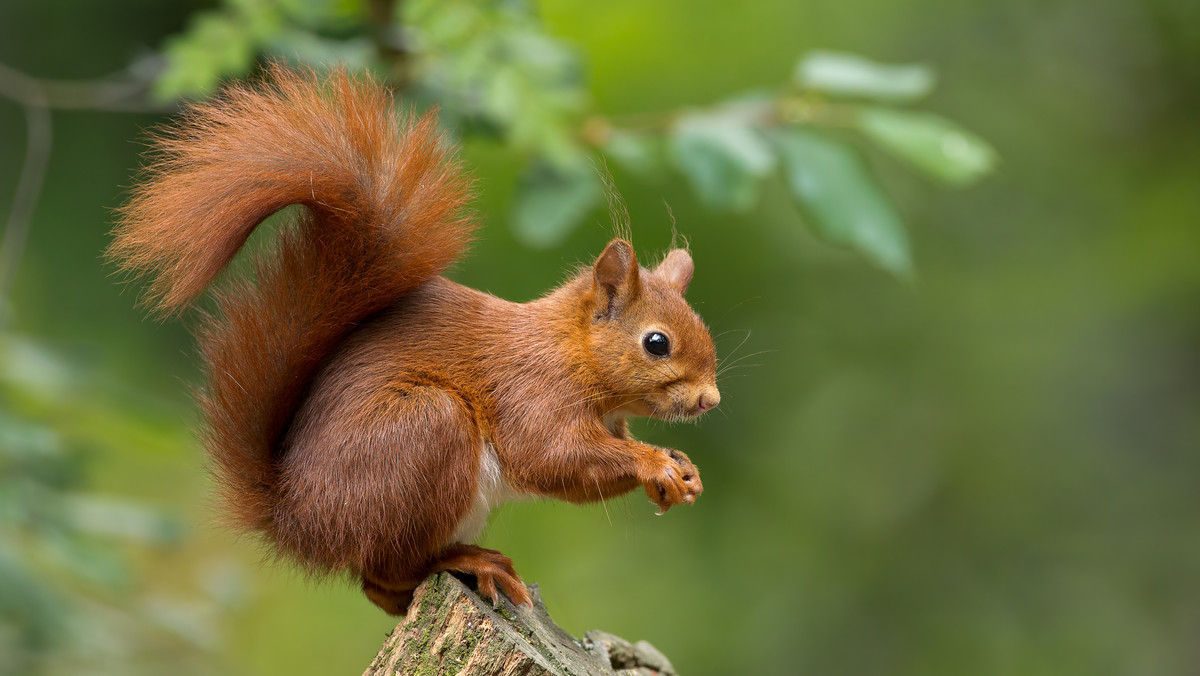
695;387;721;413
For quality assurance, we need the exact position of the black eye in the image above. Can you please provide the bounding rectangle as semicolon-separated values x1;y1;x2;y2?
642;331;671;357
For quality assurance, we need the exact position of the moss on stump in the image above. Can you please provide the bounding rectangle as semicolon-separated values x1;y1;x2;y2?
362;573;679;676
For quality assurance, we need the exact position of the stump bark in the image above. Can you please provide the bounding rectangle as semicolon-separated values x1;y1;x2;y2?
363;573;679;676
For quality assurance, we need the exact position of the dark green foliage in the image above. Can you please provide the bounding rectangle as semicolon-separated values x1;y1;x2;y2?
0;334;233;675
152;0;994;276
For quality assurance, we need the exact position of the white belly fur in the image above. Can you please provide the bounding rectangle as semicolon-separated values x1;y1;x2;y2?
452;442;525;544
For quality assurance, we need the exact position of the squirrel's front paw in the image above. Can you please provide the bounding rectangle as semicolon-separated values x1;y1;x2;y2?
641;449;703;515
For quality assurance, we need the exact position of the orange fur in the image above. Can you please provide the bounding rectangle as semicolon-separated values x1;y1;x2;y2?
109;65;719;615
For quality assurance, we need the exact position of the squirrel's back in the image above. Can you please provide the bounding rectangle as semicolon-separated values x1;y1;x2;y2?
108;65;476;537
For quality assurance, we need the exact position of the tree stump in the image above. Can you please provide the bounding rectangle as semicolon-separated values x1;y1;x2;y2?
363;573;679;676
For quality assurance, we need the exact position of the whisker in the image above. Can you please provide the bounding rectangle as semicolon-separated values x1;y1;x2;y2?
599;396;645;419
593;475;612;527
717;329;753;369
713;296;761;327
546;391;644;414
713;327;750;340
717;360;766;376
716;349;775;377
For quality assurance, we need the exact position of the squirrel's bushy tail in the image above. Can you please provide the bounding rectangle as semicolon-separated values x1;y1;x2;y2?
109;65;475;537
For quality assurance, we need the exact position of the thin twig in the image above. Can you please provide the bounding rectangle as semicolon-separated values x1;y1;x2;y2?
0;60;173;300
0;85;51;299
0;59;171;112
580;94;858;148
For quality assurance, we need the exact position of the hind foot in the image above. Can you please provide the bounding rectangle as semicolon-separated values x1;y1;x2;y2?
362;577;416;616
429;543;532;608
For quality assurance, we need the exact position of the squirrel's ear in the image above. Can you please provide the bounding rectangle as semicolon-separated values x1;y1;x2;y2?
655;249;694;295
593;239;640;317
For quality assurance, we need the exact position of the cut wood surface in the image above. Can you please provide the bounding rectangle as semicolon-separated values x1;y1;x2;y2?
363;572;679;676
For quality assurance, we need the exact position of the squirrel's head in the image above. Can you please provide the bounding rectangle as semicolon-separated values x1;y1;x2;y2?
585;239;719;421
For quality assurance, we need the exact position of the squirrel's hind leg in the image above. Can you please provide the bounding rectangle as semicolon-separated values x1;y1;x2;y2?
358;543;530;615
361;577;416;615
276;381;485;615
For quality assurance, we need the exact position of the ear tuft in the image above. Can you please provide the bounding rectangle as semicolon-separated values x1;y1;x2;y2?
655;249;694;295
593;239;640;317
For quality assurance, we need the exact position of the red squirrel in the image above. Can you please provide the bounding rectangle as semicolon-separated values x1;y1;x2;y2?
108;65;720;615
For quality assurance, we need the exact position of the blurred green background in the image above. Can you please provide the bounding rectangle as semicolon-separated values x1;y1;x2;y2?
3;0;1200;675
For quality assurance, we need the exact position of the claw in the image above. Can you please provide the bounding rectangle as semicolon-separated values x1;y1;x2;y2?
429;544;532;610
641;448;702;516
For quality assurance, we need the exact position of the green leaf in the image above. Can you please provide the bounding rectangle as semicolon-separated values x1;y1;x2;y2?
0;549;63;644
858;107;997;185
229;0;286;39
278;0;365;29
795;51;935;102
40;531;130;587
64;495;181;545
0;413;60;461
669;113;775;211
265;31;374;70
511;162;603;248
483;65;523;126
771;128;912;277
0;336;73;401
154;12;257;99
602;130;663;177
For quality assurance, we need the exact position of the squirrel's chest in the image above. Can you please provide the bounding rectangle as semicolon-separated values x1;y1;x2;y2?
451;441;526;544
